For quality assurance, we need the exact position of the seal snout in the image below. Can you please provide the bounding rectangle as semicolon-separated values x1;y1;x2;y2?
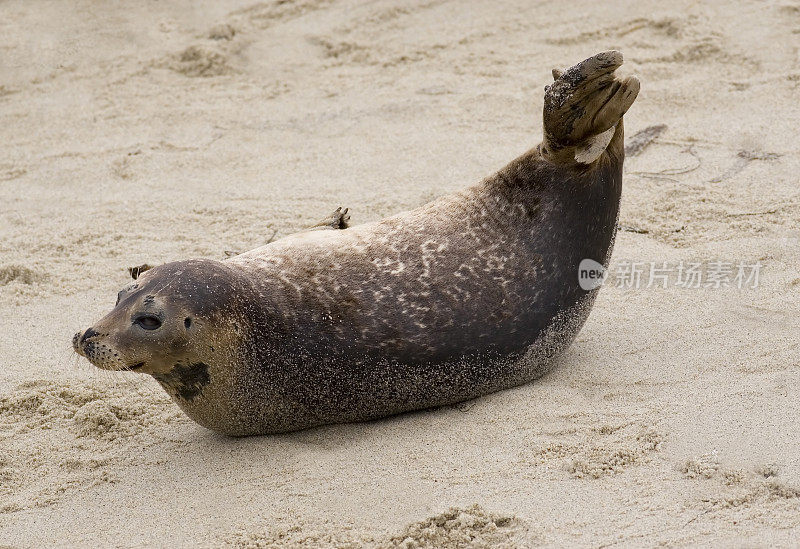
73;327;99;356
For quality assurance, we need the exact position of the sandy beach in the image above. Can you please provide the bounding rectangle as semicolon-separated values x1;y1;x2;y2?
1;0;800;546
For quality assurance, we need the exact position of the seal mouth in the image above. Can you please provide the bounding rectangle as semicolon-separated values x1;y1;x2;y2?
129;362;145;371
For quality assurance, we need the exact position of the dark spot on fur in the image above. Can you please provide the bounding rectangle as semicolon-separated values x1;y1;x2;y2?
153;362;210;402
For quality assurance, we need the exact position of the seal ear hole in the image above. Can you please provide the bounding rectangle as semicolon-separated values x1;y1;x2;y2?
184;317;192;329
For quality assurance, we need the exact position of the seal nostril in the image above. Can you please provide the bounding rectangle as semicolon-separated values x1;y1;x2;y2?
184;317;192;329
80;328;99;344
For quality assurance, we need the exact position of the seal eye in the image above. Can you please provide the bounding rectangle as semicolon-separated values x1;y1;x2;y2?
135;315;162;331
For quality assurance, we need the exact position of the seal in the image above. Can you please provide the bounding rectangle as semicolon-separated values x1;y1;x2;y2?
73;51;639;436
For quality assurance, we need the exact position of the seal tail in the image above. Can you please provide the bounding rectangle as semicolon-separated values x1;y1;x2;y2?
542;51;639;165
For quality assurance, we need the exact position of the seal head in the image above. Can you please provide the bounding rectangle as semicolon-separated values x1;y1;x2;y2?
73;259;251;403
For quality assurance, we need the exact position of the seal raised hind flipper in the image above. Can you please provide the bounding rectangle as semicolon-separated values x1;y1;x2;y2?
542;50;639;165
74;51;639;436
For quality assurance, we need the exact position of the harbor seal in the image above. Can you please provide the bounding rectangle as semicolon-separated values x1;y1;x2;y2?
73;51;639;436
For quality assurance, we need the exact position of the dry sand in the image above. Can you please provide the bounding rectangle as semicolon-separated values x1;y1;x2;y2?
1;0;800;546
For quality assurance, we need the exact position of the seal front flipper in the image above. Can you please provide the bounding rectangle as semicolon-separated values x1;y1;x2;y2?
307;206;351;230
542;50;640;165
222;208;349;257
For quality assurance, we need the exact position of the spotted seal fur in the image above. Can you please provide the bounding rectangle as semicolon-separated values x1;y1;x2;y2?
74;51;639;436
